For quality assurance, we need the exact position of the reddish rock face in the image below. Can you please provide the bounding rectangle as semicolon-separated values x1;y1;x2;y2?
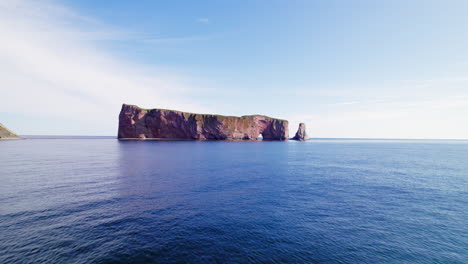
118;104;289;140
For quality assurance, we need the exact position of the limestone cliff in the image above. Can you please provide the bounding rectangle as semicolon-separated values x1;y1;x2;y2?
0;123;19;139
118;104;289;140
292;123;308;141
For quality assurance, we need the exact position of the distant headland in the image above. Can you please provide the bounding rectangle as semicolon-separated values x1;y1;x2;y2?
118;104;290;140
0;123;19;140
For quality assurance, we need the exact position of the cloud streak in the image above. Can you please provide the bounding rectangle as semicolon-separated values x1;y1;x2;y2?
196;18;210;24
290;96;468;139
0;0;207;135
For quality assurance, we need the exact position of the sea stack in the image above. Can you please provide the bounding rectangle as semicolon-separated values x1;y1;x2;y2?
292;123;308;141
0;123;19;139
118;104;289;140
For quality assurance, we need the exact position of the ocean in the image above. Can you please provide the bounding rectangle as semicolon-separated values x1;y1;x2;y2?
0;138;467;263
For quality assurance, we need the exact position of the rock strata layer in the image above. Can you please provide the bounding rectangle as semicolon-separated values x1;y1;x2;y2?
0;123;19;139
292;123;308;141
118;104;289;140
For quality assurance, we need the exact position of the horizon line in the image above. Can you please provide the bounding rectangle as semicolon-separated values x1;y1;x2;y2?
16;135;468;141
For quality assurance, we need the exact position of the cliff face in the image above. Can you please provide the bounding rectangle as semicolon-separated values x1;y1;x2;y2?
118;104;289;140
0;123;19;139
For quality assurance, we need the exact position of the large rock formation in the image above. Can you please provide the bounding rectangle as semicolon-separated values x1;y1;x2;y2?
292;123;308;141
0;123;19;139
118;104;289;140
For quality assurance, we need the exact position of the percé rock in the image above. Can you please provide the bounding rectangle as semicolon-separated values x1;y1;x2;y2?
0;123;19;139
118;104;289;140
292;123;308;141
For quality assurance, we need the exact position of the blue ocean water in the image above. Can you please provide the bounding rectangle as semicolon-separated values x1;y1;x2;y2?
0;138;467;263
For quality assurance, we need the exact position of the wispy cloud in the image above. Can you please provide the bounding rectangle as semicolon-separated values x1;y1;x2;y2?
290;95;468;139
140;35;208;44
332;101;360;106
196;18;210;24
0;0;208;135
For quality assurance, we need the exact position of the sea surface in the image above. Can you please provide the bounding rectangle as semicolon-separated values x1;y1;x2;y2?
0;138;467;263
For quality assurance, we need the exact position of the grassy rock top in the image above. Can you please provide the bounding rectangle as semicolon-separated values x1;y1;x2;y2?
126;104;287;122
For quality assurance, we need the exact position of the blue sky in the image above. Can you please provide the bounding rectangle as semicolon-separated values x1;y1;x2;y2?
1;0;468;138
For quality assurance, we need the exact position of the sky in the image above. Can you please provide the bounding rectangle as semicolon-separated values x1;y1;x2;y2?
1;0;468;138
